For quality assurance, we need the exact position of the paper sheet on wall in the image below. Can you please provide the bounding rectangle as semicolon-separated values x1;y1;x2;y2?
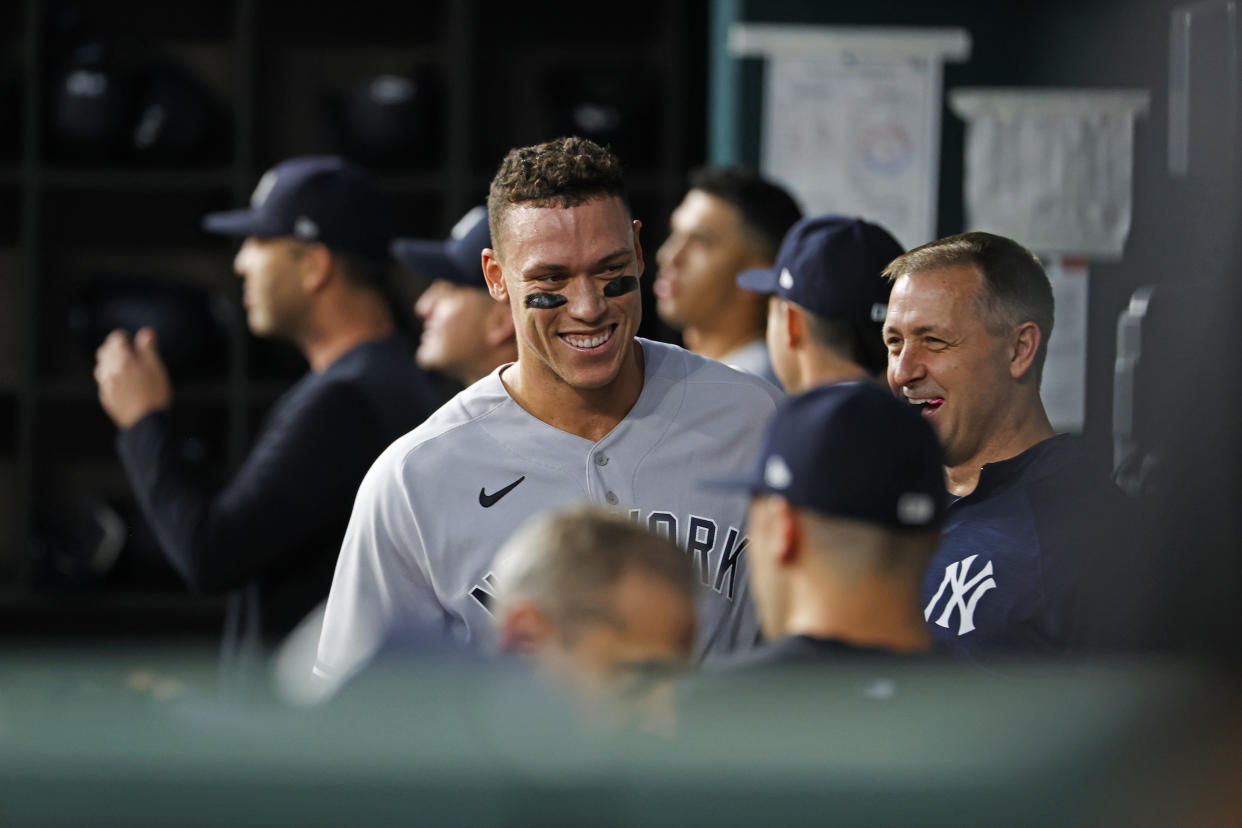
760;56;940;250
1040;257;1089;433
728;25;970;251
950;89;1150;259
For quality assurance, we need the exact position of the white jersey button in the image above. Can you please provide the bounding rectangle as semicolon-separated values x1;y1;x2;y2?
605;491;619;505
595;454;609;466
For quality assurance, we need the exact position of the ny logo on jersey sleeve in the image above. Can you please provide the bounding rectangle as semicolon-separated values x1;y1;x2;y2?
924;554;996;636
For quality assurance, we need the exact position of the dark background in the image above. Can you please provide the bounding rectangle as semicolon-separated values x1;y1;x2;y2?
0;0;710;638
1;0;1238;651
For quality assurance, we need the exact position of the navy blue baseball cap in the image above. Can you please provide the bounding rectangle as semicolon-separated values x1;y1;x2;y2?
202;156;395;260
706;382;946;529
391;205;491;288
737;214;904;324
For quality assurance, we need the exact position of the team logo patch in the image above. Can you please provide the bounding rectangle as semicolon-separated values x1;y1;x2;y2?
764;455;793;490
294;216;319;240
924;554;996;636
896;492;935;525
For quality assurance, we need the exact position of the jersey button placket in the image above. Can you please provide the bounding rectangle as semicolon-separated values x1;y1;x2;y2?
592;442;621;507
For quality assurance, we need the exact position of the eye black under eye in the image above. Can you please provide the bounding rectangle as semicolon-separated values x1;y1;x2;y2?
603;275;638;297
525;293;567;309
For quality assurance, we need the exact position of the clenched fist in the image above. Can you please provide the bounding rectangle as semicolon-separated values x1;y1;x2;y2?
94;327;173;429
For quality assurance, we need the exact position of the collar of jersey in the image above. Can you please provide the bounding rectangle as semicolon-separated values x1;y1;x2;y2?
472;338;676;472
957;433;1083;504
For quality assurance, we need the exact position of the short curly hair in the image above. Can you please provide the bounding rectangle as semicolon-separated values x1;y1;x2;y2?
487;136;630;255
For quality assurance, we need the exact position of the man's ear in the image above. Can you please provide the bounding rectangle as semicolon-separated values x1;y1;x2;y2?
300;243;334;293
1009;321;1043;381
786;301;807;349
482;248;508;303
632;219;645;277
773;498;801;567
499;601;554;656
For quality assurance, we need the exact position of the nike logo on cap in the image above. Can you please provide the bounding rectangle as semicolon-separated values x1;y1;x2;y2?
479;476;526;507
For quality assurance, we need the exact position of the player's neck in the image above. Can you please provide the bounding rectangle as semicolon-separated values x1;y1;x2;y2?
945;401;1055;496
460;343;518;387
684;324;765;363
682;294;766;362
503;340;646;442
299;297;395;373
783;576;931;653
797;350;871;393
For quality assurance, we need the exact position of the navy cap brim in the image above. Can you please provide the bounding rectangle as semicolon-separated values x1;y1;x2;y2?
737;267;779;294
391;238;481;287
202;208;283;239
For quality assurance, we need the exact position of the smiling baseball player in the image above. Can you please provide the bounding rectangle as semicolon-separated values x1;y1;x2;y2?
314;137;783;690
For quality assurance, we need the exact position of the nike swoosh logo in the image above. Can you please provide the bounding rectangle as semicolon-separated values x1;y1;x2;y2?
479;476;526;508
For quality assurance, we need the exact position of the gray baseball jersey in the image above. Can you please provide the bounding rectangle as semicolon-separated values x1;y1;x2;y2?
314;338;783;684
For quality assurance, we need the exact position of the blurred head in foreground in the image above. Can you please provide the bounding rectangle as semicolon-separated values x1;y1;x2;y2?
490;504;695;728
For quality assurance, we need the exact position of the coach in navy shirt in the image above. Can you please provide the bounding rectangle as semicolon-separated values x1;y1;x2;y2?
882;232;1152;659
94;157;443;665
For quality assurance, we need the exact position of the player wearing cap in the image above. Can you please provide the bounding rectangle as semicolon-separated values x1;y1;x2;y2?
882;232;1152;658
706;382;946;667
314;137;784;692
392;206;517;388
94;156;443;662
737;214;905;394
654;167;802;385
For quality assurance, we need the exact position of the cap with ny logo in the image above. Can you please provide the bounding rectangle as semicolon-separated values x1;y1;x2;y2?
737;213;904;324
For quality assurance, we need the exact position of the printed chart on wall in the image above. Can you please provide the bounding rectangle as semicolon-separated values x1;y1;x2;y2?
730;26;971;250
763;57;935;250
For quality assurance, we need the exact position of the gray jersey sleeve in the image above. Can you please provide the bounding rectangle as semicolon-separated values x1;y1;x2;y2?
313;440;442;685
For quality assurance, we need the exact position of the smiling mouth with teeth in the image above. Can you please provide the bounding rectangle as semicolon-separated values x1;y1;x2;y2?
907;396;945;415
561;326;616;351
